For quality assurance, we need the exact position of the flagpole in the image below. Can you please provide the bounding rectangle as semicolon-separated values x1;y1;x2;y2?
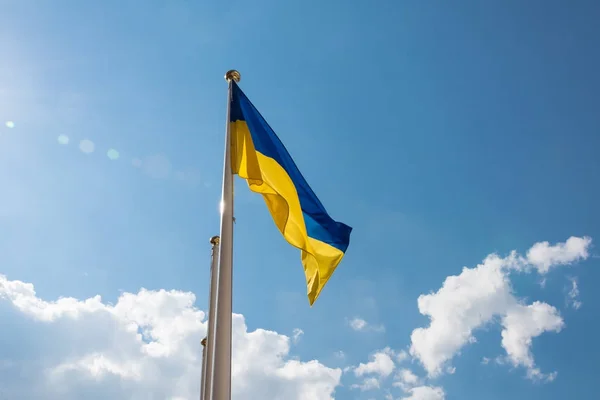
200;337;208;400
202;235;220;400
208;69;240;400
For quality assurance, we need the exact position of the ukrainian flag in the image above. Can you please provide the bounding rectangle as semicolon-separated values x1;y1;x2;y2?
230;81;352;305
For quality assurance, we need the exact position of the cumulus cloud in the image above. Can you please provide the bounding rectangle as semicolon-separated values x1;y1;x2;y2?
501;301;564;380
0;274;341;400
409;253;514;377
354;348;396;379
396;350;409;363
526;236;591;274
409;236;591;380
351;347;398;391
400;386;445;400
348;317;385;333
393;368;421;391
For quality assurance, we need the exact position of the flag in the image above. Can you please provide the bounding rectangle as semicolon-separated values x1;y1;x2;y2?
229;81;352;305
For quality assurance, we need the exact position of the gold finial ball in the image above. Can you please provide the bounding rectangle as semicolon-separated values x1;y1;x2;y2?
225;70;241;83
210;236;220;245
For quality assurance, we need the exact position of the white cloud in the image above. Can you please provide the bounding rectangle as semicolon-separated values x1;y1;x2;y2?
349;317;367;331
529;369;558;383
348;317;385;333
400;386;445;400
409;253;514;377
501;301;564;381
494;356;507;366
351;347;397;391
292;328;304;344
567;277;582;310
393;368;421;391
409;237;591;379
526;236;591;274
350;377;380;391
396;350;409;363
354;348;396;379
0;274;341;400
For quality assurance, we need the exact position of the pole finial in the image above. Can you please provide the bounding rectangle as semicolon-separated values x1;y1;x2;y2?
210;236;220;245
225;70;241;83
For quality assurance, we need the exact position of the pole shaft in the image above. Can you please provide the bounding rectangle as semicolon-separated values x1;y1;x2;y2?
200;337;208;400
202;236;220;400
209;78;235;400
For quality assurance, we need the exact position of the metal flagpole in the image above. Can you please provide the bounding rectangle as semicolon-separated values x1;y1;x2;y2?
200;337;208;400
202;235;220;400
208;69;240;400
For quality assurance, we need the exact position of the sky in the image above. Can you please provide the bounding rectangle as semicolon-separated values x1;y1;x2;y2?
0;0;599;399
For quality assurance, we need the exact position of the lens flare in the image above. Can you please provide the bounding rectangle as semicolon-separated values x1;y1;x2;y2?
57;135;70;145
107;149;120;160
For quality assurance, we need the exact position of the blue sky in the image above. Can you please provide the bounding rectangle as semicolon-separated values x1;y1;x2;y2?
1;1;599;399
